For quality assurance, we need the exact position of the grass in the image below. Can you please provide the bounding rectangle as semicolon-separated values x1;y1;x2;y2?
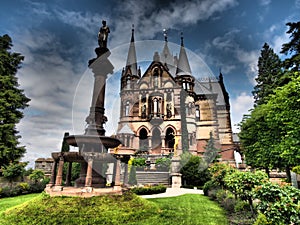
0;192;228;225
0;193;40;213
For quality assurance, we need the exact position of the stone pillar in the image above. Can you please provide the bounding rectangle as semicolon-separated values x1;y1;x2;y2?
112;161;117;185
49;160;57;187
114;160;121;190
65;162;72;186
55;155;64;186
85;159;93;187
171;155;182;188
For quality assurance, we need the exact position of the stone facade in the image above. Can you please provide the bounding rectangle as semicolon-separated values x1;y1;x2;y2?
35;158;54;177
116;28;235;163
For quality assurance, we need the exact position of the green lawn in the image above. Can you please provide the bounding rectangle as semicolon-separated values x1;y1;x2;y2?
0;193;40;213
0;193;228;225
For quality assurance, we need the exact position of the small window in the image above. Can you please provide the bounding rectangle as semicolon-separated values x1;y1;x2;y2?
195;105;200;121
125;101;130;116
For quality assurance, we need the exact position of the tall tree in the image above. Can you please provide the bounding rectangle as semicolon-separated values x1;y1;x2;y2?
281;21;300;71
252;43;282;106
264;72;300;181
203;132;220;164
0;34;30;167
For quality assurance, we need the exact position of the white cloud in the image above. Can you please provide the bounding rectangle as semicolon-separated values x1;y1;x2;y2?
259;0;271;6
230;92;254;133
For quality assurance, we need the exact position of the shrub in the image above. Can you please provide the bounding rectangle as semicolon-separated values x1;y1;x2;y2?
131;185;167;195
253;213;271;225
255;182;300;225
155;157;171;170
203;180;219;196
208;163;235;189
180;155;211;187
29;170;45;183
18;182;30;192
224;170;268;212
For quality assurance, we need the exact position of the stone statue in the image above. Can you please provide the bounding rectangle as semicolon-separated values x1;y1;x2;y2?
98;20;110;48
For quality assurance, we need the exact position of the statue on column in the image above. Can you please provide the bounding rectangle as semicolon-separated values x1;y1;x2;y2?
98;20;110;48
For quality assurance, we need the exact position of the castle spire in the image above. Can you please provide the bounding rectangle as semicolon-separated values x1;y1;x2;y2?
125;24;138;76
176;32;192;76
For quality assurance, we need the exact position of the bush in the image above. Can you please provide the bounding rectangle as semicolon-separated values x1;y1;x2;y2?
255;182;300;224
203;180;219;196
208;163;235;189
253;213;271;225
131;185;167;195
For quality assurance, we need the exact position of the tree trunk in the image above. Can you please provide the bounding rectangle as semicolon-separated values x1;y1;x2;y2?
285;166;291;183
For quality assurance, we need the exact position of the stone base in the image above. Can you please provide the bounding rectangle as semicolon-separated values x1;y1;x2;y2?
45;186;123;197
171;173;182;188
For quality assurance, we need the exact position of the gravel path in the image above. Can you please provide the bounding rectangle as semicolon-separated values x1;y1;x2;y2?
140;188;204;199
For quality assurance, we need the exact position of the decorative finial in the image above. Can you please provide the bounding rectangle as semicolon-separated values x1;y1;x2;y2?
131;24;135;42
163;28;168;42
180;32;184;46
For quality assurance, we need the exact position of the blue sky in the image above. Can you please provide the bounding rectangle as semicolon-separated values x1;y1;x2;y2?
1;0;299;167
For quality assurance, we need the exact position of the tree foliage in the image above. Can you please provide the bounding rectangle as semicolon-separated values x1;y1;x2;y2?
0;34;30;167
180;154;210;187
203;131;221;164
281;21;300;71
253;43;282;106
29;169;45;184
1;161;27;183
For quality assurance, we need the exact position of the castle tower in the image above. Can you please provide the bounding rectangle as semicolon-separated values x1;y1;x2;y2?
121;25;139;90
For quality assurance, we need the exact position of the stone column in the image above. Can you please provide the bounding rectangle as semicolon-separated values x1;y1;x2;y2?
114;159;121;190
85;158;93;187
55;155;64;187
49;160;57;187
65;162;72;186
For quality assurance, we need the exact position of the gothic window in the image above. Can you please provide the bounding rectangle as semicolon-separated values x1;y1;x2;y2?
195;105;200;121
186;82;190;90
182;81;187;90
153;68;159;87
153;98;158;114
165;127;175;149
126;135;130;147
139;128;148;151
126;76;130;89
125;101;130;116
166;92;172;101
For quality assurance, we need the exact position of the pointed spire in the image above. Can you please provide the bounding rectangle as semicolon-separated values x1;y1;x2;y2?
125;24;138;76
176;32;192;76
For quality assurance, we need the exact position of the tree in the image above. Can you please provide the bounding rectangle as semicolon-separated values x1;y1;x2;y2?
1;161;27;186
29;169;45;184
252;43;282;106
263;73;300;181
0;34;30;167
281;21;300;71
203;132;221;164
180;155;210;187
61;132;70;152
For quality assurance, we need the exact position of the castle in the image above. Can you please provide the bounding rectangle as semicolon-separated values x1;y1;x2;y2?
115;27;235;164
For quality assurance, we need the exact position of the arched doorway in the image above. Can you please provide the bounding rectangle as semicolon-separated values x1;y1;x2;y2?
152;127;161;153
165;127;175;149
139;128;148;151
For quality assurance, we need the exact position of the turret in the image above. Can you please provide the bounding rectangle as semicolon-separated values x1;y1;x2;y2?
175;33;195;95
121;25;139;90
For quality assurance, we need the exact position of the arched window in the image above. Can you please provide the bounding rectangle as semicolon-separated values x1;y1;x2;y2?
139;128;148;151
195;105;200;121
153;98;158;114
125;101;130;116
165;127;175;149
126;76;130;89
152;127;161;150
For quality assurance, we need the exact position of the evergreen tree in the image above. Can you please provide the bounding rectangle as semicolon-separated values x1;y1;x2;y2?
0;34;30;167
203;132;220;164
61;132;70;152
281;21;300;71
252;43;282;106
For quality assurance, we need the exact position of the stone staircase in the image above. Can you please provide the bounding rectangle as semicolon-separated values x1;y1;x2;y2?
136;171;170;186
